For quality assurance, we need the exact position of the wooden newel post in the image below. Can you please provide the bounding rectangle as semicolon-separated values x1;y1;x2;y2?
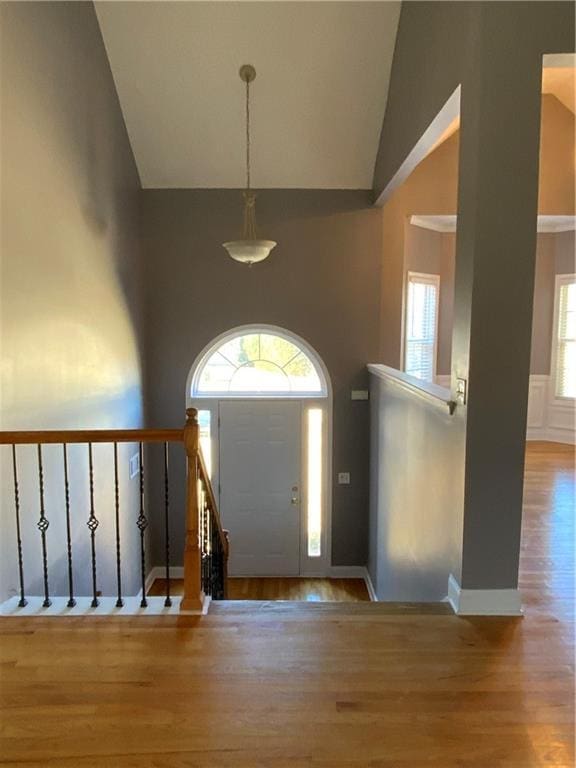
181;407;204;612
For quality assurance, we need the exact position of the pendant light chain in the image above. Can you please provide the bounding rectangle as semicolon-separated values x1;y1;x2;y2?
245;78;251;191
243;76;256;240
222;64;277;264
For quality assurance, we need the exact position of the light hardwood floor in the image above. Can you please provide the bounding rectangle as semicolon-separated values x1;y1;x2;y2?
0;441;573;767
149;576;371;601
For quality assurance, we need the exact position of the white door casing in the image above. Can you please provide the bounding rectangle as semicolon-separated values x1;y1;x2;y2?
219;400;301;576
186;324;332;576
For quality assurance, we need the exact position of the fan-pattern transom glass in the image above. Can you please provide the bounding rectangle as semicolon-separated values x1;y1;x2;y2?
194;332;325;396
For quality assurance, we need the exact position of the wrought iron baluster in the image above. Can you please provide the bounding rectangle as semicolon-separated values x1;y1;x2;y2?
87;443;99;608
199;485;205;595
62;444;75;607
163;442;172;607
202;494;212;595
137;442;148;608
207;500;213;598
113;443;123;608
206;500;210;597
217;519;224;599
36;444;51;607
218;518;225;600
11;445;27;608
218;526;225;599
211;509;219;599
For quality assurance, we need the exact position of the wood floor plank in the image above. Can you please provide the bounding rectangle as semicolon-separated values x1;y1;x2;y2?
0;442;574;767
148;576;371;602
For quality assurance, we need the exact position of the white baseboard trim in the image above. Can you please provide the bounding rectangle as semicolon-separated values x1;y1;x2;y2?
138;565;184;599
544;427;575;445
363;568;378;602
526;375;575;444
0;594;209;617
447;574;523;616
527;426;576;444
330;565;377;602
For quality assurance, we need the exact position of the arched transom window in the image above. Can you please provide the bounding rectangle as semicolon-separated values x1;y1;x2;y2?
192;330;327;397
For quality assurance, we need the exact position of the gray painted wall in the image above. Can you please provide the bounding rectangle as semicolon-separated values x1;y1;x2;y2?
370;1;574;598
381;95;574;371
368;372;464;601
0;2;145;602
141;189;382;568
556;230;576;273
404;225;455;377
407;229;575;377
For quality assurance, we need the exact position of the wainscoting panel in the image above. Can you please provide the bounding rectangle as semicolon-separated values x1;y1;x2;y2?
526;375;575;444
526;376;548;429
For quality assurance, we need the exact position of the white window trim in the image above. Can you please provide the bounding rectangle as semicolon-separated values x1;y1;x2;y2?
186;325;333;577
402;271;441;382
189;324;328;399
550;273;576;405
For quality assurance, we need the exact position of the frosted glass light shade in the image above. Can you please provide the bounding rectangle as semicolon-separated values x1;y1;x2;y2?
222;239;277;265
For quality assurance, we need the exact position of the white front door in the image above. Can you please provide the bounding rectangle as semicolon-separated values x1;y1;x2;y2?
219;400;301;576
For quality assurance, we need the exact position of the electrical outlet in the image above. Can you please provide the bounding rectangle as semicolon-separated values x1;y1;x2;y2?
338;472;351;485
129;452;140;479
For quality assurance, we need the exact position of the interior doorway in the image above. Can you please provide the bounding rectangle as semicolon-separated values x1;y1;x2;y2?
186;324;332;578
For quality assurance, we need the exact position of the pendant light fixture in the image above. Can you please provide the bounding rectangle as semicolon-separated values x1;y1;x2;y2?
223;64;276;266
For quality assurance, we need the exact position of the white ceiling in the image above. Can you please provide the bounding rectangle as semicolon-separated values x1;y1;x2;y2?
95;2;401;189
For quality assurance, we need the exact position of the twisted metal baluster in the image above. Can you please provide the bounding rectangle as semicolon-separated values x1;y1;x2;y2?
209;507;216;599
205;500;209;596
137;443;148;608
62;444;75;607
199;486;205;595
163;442;172;607
113;443;123;608
11;445;27;608
87;443;99;608
206;499;213;598
36;444;51;607
217;525;225;599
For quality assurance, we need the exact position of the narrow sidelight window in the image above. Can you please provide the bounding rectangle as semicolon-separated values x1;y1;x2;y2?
198;410;212;478
404;272;440;382
554;276;576;399
307;408;322;557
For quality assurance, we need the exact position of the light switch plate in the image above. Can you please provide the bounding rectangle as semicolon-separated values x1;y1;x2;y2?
456;378;467;405
351;390;369;401
338;472;350;485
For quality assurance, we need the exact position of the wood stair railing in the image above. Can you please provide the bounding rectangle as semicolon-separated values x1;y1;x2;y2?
0;409;228;612
182;408;229;607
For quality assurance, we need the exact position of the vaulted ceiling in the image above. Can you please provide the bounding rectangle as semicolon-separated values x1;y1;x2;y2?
95;2;401;190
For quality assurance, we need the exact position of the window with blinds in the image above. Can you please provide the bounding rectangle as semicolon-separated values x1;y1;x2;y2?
554;276;576;399
404;272;440;382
